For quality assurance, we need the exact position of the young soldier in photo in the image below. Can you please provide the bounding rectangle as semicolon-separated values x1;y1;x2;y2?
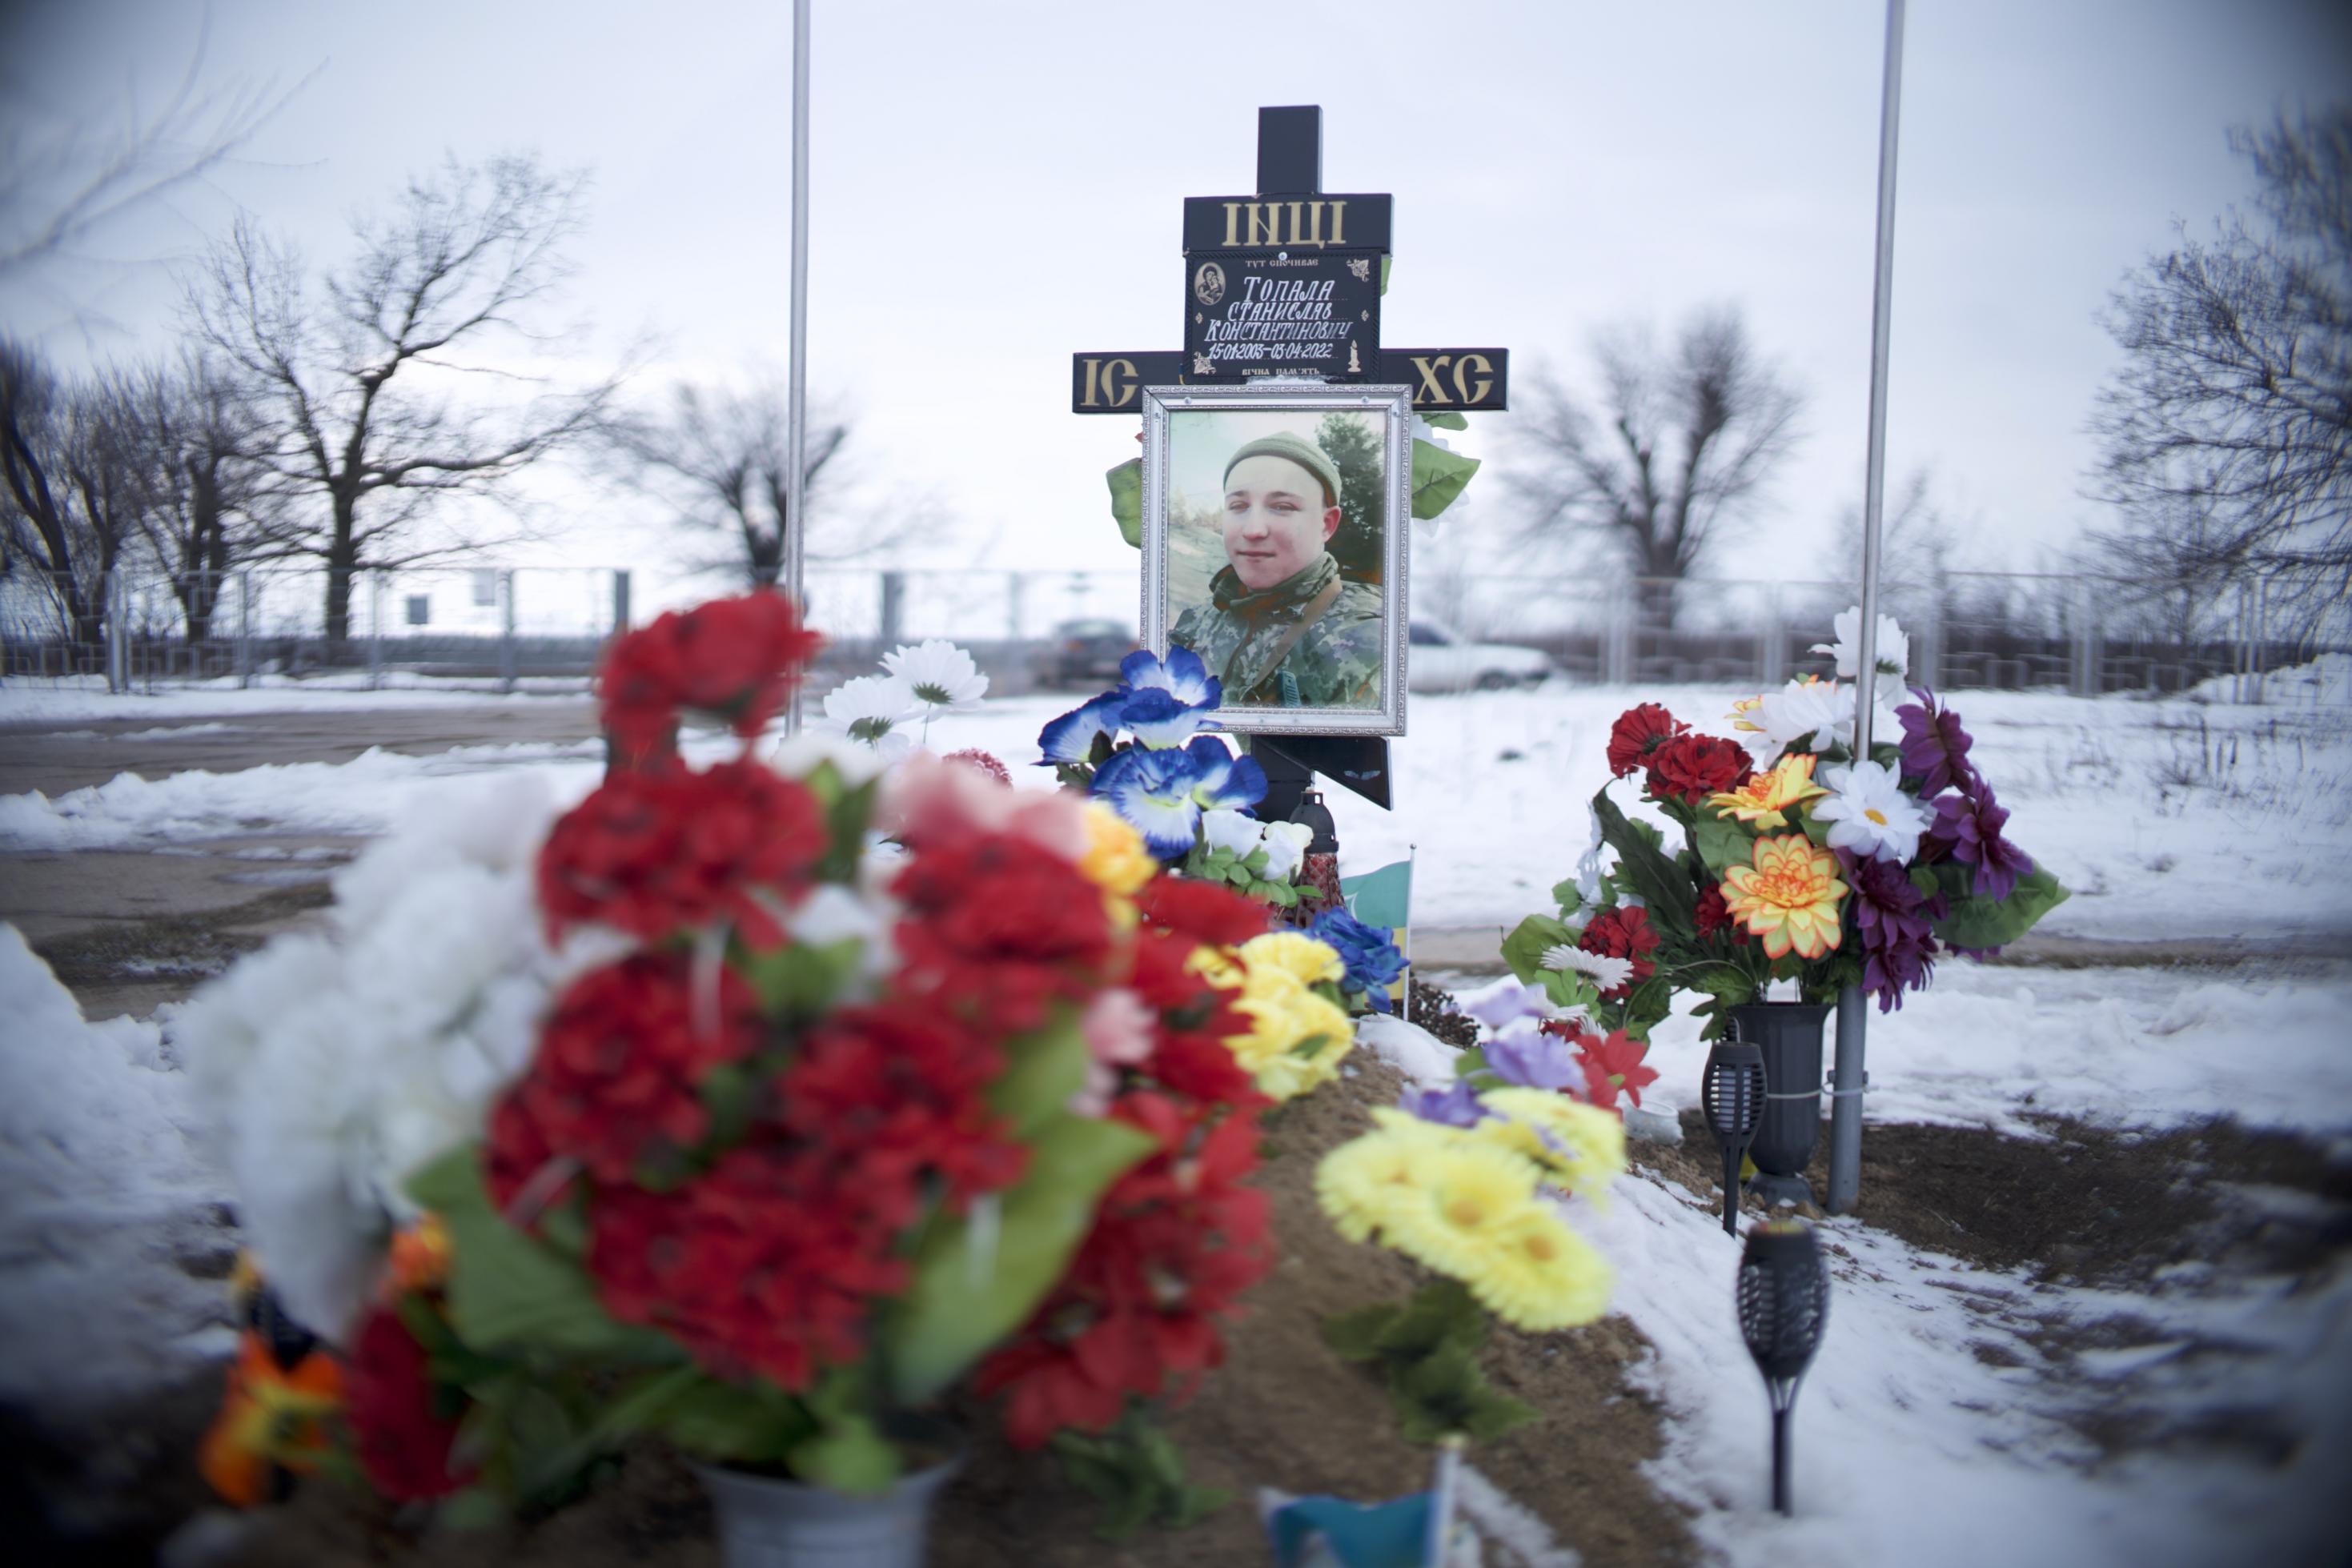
1171;432;1383;708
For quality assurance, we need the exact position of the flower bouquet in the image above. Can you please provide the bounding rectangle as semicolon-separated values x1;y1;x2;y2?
184;593;1365;1542
1503;608;2069;1037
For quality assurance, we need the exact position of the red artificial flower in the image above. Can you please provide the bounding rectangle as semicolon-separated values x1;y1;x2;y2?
600;592;823;756
1606;704;1686;778
1123;931;1258;1106
1578;904;1660;1000
1133;876;1270;948
1694;880;1733;937
1574;1028;1660;1113
891;832;1118;1037
340;1305;473;1501
972;1337;1127;1450
538;759;829;946
1644;733;1751;804
944;748;1012;786
783;999;1028;1216
488;953;766;1201
588;1141;907;1391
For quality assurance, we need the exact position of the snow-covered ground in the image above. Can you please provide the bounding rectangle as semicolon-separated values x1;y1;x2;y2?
6;680;2347;944
0;672;590;722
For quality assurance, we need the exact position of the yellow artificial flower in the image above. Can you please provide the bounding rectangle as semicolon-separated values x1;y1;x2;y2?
1471;1088;1629;1204
1079;801;1156;897
1707;752;1829;828
1238;929;1346;988
1728;693;1766;735
1375;1135;1545;1279
1315;1113;1454;1241
1721;833;1848;960
1224;960;1356;1101
1186;944;1244;990
1462;1205;1615;1332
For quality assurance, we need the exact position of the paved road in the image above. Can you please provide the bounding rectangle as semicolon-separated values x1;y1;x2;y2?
0;701;604;797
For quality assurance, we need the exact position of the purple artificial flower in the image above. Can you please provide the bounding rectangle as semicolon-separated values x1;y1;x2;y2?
1929;783;2035;902
1895;686;1977;797
1481;1025;1584;1092
1460;979;1555;1033
1399;1079;1490;1128
1839;849;1944;1013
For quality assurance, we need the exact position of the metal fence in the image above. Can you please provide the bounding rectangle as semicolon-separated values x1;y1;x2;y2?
3;561;2342;704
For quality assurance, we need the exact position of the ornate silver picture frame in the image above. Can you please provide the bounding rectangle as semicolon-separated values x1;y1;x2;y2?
1140;382;1411;736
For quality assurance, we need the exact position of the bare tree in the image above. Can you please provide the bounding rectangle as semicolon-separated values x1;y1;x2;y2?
103;351;274;642
186;154;622;644
2092;107;2352;597
0;340;150;649
610;376;947;587
1832;469;1960;596
1508;306;1803;626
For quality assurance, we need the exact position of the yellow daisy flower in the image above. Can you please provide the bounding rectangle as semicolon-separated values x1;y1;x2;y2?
1721;833;1848;960
1225;962;1356;1102
1238;929;1346;988
1706;752;1829;828
1461;1204;1615;1332
1471;1089;1628;1204
1078;801;1156;896
1377;1136;1544;1278
1316;1118;1452;1241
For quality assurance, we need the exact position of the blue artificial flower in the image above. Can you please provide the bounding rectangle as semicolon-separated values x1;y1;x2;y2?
1309;907;1406;1013
1119;687;1210;748
1119;646;1222;710
1481;1025;1583;1092
1399;1079;1487;1128
1091;744;1207;859
1037;692;1125;766
1182;734;1267;810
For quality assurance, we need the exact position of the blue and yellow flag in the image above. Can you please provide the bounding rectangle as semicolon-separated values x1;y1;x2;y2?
1339;858;1411;930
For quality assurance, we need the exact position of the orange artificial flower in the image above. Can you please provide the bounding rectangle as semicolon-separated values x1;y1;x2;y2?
1720;834;1848;960
198;1330;345;1506
383;1215;452;1297
1707;753;1829;829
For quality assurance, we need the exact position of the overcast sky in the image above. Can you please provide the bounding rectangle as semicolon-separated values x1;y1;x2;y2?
4;0;2347;610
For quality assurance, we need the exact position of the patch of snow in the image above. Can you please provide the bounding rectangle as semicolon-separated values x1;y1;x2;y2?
0;927;235;1412
0;675;585;723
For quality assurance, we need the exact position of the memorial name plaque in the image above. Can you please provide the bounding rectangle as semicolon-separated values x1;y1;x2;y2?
1182;250;1382;380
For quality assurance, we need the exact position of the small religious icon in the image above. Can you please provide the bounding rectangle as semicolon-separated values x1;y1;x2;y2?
1347;340;1361;373
1193;261;1226;308
1347;257;1371;282
1192;353;1214;375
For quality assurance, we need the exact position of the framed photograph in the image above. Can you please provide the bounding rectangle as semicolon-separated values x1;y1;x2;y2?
1140;383;1411;736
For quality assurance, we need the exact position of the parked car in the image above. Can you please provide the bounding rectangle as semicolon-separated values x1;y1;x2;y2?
1035;618;1138;688
1407;620;1555;692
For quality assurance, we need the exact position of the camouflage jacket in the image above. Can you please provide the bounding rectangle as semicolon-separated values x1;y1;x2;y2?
1170;552;1383;708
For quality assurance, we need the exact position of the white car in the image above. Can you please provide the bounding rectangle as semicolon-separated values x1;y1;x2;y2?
1407;621;1556;692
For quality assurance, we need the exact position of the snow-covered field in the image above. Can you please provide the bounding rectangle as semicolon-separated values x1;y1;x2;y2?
2;672;2347;1563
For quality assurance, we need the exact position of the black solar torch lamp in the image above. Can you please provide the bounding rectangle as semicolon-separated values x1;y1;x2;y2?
1737;1219;1829;1518
1701;1036;1767;1237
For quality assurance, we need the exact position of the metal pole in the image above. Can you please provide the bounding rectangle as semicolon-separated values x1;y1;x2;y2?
1828;0;1906;1217
783;0;813;735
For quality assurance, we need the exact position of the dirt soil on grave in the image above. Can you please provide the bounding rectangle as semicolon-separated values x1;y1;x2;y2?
149;1057;1697;1568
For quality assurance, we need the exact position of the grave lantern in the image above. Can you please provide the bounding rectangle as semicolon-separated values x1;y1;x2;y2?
1700;1037;1768;1237
1286;787;1343;922
1736;1220;1829;1517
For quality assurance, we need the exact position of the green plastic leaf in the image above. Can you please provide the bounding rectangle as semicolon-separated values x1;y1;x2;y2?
790;1412;901;1495
659;1381;815;1464
1550;877;1587;917
738;937;864;1020
1690;814;1756;878
1379;255;1391;295
406;1149;683;1363
987;1013;1090;1138
1500;913;1577;985
885;1115;1158;1403
1108;457;1144;548
1421;411;1468;431
1375;1279;1487;1361
1410;438;1480;520
1591;792;1697;937
1321;1301;1403;1362
1932;866;2069;951
437;1487;508;1531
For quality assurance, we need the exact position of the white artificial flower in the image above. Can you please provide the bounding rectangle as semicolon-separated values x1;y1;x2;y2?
178;777;620;1340
819;673;917;759
1813;607;1911;707
1752;676;1857;756
881;640;989;712
787;883;897;988
1539;944;1635;993
1812;760;1931;864
1570;803;1608;915
765;729;888;788
1258;819;1315;880
1199;808;1266;860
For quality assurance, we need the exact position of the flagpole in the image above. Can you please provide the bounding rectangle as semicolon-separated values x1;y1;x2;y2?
1403;842;1416;1023
1828;0;1905;1215
783;0;814;736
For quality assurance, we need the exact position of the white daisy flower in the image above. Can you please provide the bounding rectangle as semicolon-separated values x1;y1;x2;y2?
881;639;990;712
819;673;917;759
1539;944;1634;993
1812;760;1931;863
1813;607;1910;708
1752;676;1857;756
